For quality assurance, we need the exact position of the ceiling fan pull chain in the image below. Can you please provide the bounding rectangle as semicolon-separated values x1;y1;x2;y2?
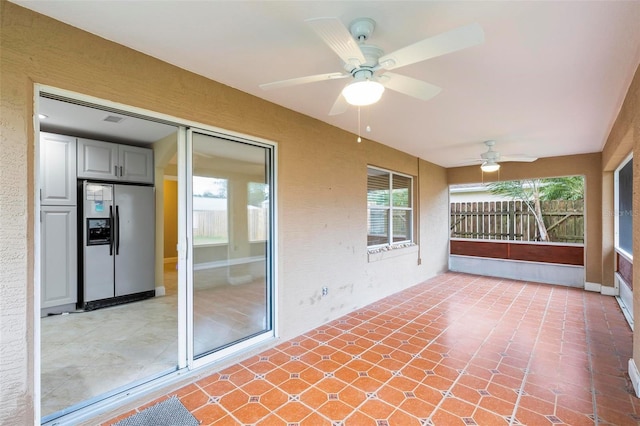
357;105;362;143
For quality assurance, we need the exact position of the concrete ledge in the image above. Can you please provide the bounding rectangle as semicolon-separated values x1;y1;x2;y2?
449;255;584;287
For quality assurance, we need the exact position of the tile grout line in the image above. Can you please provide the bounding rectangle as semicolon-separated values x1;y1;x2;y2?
507;285;556;425
582;291;599;426
424;279;536;425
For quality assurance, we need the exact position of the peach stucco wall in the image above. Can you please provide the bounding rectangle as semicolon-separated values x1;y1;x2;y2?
602;62;640;373
0;2;449;422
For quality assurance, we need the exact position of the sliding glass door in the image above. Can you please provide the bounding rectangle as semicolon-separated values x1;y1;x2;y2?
187;129;274;361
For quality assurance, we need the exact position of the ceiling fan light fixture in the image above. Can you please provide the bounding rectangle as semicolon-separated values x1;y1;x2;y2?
481;160;500;172
342;79;385;106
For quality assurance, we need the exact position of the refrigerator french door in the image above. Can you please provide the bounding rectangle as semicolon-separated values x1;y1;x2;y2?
81;181;155;310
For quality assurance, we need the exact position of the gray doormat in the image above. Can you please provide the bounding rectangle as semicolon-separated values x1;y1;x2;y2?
113;396;199;426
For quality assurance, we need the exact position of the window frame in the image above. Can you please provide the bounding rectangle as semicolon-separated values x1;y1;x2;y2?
367;165;413;249
614;153;633;260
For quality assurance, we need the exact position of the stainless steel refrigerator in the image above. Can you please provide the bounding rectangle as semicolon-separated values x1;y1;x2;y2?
80;181;155;310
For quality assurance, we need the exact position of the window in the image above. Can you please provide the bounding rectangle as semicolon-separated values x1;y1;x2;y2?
248;182;269;242
192;176;228;245
615;155;633;257
367;166;413;247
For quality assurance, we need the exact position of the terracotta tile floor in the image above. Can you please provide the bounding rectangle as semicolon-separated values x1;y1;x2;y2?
103;273;640;425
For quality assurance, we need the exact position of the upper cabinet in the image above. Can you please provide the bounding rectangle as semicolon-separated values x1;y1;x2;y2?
40;132;77;206
118;144;155;184
77;138;154;184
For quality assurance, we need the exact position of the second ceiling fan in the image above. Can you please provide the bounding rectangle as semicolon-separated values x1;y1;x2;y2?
260;17;484;115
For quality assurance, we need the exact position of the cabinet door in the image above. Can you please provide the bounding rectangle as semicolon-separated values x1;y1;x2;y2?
77;138;118;180
119;144;154;184
41;206;77;308
40;133;77;205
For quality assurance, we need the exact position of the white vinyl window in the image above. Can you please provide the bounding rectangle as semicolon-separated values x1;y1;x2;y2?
367;166;413;248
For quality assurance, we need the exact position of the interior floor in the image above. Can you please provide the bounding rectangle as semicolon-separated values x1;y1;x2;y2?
41;262;267;418
101;272;637;426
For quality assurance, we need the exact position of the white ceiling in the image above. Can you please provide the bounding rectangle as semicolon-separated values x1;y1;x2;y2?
16;1;640;167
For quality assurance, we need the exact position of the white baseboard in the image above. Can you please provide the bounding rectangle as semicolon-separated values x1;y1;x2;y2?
629;359;640;397
584;282;601;292
155;286;166;296
164;257;178;264
584;281;618;296
228;275;253;285
194;255;265;271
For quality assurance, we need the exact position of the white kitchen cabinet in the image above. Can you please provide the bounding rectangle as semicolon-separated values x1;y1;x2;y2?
77;138;118;181
40;132;77;205
118;144;155;184
77;138;153;184
41;206;77;309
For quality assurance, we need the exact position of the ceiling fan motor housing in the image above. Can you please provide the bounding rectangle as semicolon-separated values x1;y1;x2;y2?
349;17;376;41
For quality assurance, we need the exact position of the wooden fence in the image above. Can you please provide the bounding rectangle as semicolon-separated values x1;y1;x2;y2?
450;200;584;243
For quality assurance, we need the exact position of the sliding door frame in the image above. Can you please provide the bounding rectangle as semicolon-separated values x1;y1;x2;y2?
185;127;278;371
34;85;278;425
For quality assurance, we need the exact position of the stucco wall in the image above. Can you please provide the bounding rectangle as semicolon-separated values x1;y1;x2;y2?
602;62;640;375
0;2;449;423
447;153;603;286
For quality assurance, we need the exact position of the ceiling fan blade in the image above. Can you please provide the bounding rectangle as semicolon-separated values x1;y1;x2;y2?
305;17;366;70
259;72;348;90
379;23;484;70
500;155;538;162
379;72;442;101
329;93;349;116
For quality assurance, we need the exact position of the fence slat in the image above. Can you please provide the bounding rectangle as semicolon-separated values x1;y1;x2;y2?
450;200;584;242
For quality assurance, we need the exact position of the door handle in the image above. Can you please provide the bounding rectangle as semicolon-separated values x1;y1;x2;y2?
119;166;123;177
109;205;114;256
115;205;120;255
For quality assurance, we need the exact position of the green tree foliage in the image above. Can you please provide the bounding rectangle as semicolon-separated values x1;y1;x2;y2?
486;176;584;241
539;176;584;201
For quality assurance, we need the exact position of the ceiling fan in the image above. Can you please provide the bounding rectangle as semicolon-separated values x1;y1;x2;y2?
259;17;484;115
474;140;538;172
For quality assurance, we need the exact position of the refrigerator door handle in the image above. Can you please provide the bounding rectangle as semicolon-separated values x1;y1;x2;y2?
115;205;120;255
109;205;114;256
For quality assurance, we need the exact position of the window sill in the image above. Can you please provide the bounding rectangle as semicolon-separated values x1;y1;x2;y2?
368;243;418;263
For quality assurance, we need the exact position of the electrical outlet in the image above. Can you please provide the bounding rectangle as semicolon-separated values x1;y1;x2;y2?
322;287;328;296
